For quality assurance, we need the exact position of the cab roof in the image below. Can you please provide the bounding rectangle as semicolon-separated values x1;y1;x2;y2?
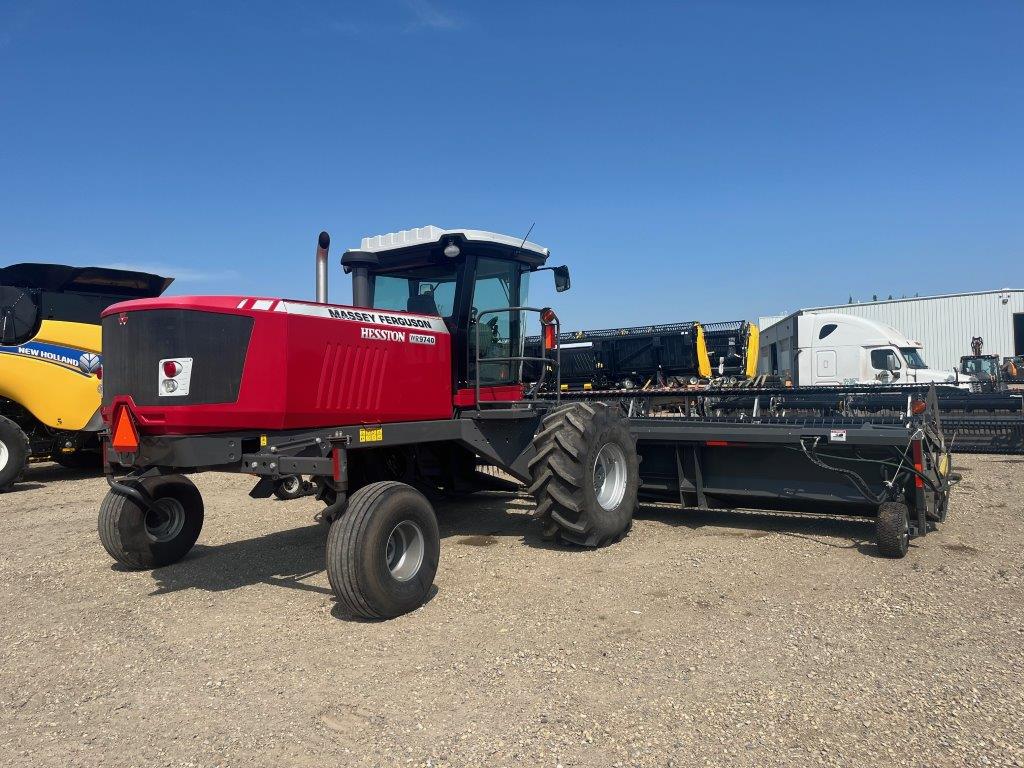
355;226;549;258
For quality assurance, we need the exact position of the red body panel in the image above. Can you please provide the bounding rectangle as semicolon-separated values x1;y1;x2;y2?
453;385;525;407
101;296;453;434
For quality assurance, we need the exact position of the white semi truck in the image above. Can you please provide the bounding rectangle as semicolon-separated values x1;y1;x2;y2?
758;311;958;386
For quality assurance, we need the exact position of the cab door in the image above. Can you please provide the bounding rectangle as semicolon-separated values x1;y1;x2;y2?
814;349;838;383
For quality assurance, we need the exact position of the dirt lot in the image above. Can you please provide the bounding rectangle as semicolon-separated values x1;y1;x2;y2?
1;455;1022;768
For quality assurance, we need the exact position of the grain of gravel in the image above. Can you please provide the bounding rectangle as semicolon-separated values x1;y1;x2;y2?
1;455;1022;767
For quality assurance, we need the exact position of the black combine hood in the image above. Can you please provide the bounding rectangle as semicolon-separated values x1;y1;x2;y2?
0;263;173;298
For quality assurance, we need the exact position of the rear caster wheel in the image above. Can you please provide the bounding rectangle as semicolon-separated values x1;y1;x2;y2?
325;481;439;620
98;475;204;569
876;501;910;558
273;475;308;500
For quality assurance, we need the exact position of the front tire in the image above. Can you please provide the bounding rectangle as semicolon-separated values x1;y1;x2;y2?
0;416;30;491
98;475;204;569
528;402;639;546
326;481;440;620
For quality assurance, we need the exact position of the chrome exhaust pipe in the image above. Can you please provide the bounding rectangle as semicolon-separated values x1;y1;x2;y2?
315;231;331;304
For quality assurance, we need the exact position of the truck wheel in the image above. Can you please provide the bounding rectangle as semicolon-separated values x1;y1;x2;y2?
326;481;440;620
273;475;306;500
876;501;910;558
98;475;204;569
0;416;30;492
528;402;639;547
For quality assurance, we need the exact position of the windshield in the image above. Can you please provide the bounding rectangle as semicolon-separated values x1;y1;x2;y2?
899;347;928;369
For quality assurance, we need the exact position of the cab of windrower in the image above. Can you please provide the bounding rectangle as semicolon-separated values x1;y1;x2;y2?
341;226;569;398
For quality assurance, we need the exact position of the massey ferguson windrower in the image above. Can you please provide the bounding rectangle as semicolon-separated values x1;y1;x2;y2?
98;227;953;619
99;227;590;617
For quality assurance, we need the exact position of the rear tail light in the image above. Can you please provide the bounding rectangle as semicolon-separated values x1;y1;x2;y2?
912;439;925;489
158;357;193;397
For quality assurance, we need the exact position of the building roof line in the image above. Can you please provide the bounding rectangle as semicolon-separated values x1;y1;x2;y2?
802;287;1023;311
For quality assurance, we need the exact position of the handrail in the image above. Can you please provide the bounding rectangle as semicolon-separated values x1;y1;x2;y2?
473;306;561;410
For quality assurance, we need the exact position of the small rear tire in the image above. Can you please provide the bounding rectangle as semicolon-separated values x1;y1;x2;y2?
876;501;910;558
273;475;307;500
0;416;30;491
98;475;204;569
326;481;440;620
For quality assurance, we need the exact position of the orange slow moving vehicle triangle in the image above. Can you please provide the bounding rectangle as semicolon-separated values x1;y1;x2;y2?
111;406;139;452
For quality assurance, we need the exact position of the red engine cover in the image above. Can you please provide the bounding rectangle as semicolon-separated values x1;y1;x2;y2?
101;296;453;434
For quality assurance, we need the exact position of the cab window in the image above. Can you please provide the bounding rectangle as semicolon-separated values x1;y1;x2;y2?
370;263;459;317
870;348;901;371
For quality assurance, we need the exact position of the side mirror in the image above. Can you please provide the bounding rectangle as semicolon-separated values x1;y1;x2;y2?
553;265;571;293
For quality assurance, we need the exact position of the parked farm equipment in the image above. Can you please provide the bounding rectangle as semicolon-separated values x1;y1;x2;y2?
0;262;172;489
524;320;712;390
97;227;955;620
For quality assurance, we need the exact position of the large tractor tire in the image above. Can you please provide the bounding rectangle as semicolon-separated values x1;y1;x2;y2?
0;416;30;492
326;481;440;620
528;402;639;546
98;475;205;569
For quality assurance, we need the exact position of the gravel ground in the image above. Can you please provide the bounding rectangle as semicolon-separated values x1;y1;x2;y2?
1;454;1022;767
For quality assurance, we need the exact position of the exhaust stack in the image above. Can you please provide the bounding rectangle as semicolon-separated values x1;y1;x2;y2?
315;231;331;304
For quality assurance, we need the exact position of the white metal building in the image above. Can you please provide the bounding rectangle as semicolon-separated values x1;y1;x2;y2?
759;289;1024;372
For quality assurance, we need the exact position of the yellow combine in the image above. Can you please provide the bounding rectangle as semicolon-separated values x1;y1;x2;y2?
0;263;171;490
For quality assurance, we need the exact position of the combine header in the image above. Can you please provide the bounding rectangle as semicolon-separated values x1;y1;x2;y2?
524;318;759;391
524;321;711;390
97;227;954;620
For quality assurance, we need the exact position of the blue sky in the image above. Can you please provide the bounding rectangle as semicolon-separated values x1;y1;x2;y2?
1;1;1022;329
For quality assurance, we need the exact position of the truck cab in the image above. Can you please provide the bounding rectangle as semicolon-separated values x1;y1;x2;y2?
759;311;957;386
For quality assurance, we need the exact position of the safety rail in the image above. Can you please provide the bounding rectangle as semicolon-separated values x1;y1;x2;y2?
473;306;561;410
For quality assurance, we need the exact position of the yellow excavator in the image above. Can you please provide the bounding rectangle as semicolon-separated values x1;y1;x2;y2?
0;263;172;490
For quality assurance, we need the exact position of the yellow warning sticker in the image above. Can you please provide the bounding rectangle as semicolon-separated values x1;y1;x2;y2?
260;435;268;446
359;427;383;443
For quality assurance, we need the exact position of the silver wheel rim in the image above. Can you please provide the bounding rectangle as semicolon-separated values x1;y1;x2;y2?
385;520;425;582
282;476;300;494
145;497;186;542
593;442;628;511
0;440;8;472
